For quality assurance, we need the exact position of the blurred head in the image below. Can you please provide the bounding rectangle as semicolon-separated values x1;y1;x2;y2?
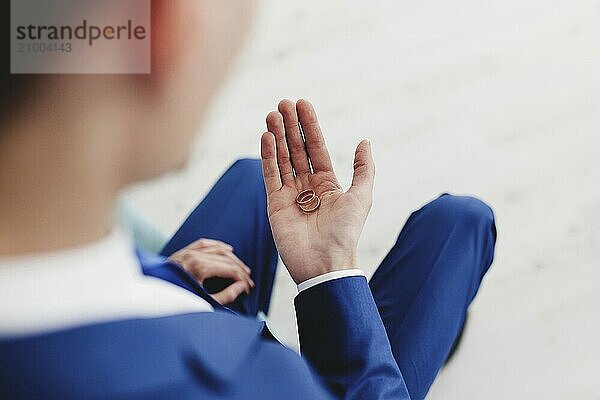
0;0;255;185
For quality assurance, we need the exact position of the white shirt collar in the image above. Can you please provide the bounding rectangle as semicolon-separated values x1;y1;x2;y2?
0;230;212;338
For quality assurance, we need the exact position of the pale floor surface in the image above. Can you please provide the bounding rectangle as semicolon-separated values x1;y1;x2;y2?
125;1;600;398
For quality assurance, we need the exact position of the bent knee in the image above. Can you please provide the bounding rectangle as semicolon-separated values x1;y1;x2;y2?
422;194;496;237
231;158;262;172
227;158;263;181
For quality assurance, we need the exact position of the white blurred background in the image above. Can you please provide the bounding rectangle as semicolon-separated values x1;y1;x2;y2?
124;0;600;398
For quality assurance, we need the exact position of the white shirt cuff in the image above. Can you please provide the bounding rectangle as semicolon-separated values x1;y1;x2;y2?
297;269;366;292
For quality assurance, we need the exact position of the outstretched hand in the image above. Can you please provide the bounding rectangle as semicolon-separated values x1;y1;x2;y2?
260;99;375;284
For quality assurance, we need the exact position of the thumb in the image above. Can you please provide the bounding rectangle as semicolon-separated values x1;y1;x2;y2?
212;280;250;305
348;140;375;200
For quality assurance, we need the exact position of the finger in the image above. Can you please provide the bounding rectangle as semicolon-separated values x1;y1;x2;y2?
187;238;233;251
212;280;251;305
348;139;375;201
266;111;294;185
205;256;254;286
261;132;283;195
278;99;311;176
184;240;250;274
225;251;253;275
173;250;208;282
202;248;252;275
180;252;254;288
296;99;335;173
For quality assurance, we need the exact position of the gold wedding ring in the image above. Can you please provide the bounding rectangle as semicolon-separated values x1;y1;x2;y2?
296;189;321;213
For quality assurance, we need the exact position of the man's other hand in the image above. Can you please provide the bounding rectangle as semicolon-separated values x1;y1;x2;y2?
169;239;254;305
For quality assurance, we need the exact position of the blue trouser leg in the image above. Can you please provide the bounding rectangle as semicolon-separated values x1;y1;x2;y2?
369;194;497;400
159;159;279;316
146;159;495;398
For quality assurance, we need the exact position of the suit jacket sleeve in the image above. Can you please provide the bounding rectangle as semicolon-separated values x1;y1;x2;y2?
294;276;411;399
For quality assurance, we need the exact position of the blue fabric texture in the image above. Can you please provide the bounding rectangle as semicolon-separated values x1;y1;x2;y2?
0;312;332;400
296;276;411;398
160;158;279;317
0;159;496;400
370;194;497;399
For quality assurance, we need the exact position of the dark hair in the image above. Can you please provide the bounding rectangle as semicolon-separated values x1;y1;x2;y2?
1;2;36;122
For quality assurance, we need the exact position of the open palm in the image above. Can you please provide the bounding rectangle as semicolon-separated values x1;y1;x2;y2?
261;100;375;284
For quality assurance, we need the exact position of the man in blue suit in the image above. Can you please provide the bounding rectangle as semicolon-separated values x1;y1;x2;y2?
0;1;496;399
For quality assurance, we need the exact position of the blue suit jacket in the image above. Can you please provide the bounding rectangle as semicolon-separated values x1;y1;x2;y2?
0;257;411;399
